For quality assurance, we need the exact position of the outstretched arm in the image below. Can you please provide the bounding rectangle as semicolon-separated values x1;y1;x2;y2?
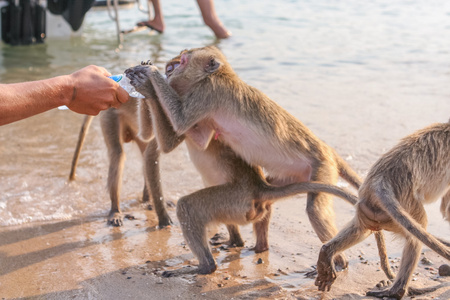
0;65;129;126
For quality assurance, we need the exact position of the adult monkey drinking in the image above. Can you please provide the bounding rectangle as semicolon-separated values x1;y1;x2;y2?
126;59;368;276
125;46;386;272
315;121;450;299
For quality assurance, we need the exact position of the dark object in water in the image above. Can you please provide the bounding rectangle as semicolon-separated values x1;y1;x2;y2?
49;0;96;31
1;0;46;45
1;0;95;46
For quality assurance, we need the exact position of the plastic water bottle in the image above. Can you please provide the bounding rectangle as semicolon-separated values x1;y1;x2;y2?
58;73;144;110
109;74;145;98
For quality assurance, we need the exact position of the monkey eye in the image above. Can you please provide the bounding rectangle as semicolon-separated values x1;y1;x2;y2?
165;63;180;77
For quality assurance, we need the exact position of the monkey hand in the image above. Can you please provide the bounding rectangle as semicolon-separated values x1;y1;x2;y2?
125;65;159;99
314;245;337;292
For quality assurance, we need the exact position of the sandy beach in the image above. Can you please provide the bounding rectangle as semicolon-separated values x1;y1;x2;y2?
1;114;449;300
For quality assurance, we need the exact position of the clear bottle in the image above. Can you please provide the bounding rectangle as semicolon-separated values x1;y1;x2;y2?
109;74;145;98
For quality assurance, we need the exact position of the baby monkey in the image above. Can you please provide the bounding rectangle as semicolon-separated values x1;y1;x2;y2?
315;121;450;299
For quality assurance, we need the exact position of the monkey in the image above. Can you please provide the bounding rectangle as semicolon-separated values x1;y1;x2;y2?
125;57;393;277
315;121;450;299
69;98;172;228
123;46;367;271
128;59;362;276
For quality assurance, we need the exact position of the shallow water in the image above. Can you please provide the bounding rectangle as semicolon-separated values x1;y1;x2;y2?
1;0;449;232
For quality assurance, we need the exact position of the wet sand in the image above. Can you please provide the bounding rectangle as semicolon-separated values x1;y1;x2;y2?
0;111;449;299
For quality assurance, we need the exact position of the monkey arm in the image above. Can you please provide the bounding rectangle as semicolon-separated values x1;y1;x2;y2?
146;97;185;153
146;66;214;135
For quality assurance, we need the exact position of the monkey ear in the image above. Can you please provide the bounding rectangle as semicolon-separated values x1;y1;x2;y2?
205;57;221;73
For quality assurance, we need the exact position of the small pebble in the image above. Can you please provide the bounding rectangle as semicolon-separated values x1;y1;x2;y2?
257;258;263;264
438;264;450;276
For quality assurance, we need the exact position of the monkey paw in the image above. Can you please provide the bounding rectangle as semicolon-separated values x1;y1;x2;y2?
124;65;157;98
315;246;337;292
107;212;124;227
314;263;337;292
140;60;153;66
366;287;406;299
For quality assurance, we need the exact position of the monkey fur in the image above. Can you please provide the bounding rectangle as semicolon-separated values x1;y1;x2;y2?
315;121;450;299
69;99;172;227
125;51;391;277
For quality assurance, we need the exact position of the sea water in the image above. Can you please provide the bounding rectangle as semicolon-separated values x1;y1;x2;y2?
0;0;449;229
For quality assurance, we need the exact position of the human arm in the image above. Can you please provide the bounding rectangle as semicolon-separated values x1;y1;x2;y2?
0;65;129;126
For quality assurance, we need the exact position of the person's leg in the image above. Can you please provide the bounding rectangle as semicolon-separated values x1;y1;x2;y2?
137;0;165;33
196;0;231;38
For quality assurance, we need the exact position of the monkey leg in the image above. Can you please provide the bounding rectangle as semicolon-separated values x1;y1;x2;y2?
306;163;351;267
307;190;349;269
440;190;450;222
367;237;422;299
134;139;151;204
315;217;371;292
101;111;126;227
225;224;244;247
251;204;272;253
173;194;217;276
141;138;172;227
169;184;252;276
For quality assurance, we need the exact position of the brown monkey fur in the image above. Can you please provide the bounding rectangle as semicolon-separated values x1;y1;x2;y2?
69;99;172;227
125;52;392;277
126;59;364;276
315;121;450;299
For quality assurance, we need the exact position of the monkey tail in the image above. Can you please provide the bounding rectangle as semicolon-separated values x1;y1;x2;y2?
69;115;94;181
336;155;363;190
377;185;450;260
259;181;358;205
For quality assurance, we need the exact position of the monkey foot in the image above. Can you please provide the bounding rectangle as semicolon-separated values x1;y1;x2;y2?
314;262;336;292
108;212;124;227
227;237;244;248
315;246;337;292
157;215;173;228
249;244;269;253
162;263;217;277
366;287;405;300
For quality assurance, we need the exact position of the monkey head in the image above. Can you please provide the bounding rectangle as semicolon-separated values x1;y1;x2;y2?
165;46;232;92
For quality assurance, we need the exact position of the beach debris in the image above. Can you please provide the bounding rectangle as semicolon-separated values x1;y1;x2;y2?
420;257;433;265
277;268;288;275
124;214;135;220
257;258;264;264
438;264;450;276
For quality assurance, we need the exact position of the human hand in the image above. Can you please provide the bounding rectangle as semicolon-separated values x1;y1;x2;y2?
66;65;129;115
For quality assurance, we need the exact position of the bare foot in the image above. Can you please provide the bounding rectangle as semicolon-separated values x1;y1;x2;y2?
136;19;164;33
